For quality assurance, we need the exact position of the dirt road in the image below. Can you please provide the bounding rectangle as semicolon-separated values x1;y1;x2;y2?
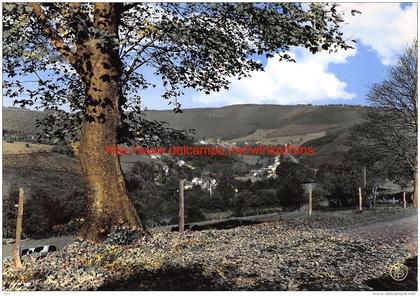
343;215;418;255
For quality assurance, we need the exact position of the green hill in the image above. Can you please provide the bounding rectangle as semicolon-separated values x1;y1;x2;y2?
145;104;364;140
2;104;366;165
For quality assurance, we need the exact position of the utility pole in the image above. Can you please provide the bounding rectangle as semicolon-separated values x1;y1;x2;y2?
12;188;24;269
178;178;184;233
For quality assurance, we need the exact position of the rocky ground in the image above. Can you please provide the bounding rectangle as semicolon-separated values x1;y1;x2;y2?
2;220;415;291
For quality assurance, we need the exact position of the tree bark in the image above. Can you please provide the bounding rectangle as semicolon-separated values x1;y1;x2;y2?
78;4;142;241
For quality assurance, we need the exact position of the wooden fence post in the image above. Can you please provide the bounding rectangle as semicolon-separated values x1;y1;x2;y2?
12;188;24;269
308;184;312;217
358;187;363;211
403;192;407;209
178;178;184;233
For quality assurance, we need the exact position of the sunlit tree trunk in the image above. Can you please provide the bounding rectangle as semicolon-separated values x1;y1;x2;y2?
78;4;142;241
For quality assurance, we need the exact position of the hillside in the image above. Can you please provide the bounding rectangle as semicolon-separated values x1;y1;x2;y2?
3;107;46;140
3;151;82;199
2;104;366;166
144;104;364;141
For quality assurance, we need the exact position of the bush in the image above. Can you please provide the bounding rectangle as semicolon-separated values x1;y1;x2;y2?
5;136;15;143
231;190;256;217
277;180;305;210
254;189;278;207
3;186;20;238
51;144;73;156
311;186;330;209
23;189;85;239
186;206;206;223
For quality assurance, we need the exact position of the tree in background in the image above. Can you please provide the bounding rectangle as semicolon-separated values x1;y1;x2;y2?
275;161;315;209
350;42;417;207
231;190;256;216
215;168;236;209
3;3;354;241
316;163;362;208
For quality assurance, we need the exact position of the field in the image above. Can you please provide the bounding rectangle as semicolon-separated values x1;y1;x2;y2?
230;129;327;146
3;142;54;154
3;141;82;198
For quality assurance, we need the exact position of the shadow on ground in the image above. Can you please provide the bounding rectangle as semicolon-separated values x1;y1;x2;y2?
366;256;417;291
98;266;227;291
98;257;418;291
171;219;264;232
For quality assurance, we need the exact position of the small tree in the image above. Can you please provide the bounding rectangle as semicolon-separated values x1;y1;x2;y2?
275;162;314;209
316;163;362;208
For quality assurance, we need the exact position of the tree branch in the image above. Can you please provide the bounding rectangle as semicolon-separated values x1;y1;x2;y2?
30;3;76;65
122;3;139;13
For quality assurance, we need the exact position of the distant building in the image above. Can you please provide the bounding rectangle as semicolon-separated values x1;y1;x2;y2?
190;177;217;195
374;177;413;195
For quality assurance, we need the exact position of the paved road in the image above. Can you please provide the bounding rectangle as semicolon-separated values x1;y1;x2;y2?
2;235;75;258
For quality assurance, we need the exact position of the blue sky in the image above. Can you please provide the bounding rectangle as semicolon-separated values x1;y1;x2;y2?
146;2;417;110
3;2;417;110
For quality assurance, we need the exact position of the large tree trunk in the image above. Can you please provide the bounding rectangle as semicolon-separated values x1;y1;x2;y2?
78;4;142;241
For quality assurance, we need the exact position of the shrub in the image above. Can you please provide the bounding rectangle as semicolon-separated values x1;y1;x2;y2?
5;136;15;143
2;186;20;238
231;190;256;217
23;189;85;239
186;206;206;223
277;180;305;210
51;144;73;156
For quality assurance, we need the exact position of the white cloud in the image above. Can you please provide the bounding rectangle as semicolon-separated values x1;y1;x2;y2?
194;48;357;105
193;3;417;106
339;3;417;65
